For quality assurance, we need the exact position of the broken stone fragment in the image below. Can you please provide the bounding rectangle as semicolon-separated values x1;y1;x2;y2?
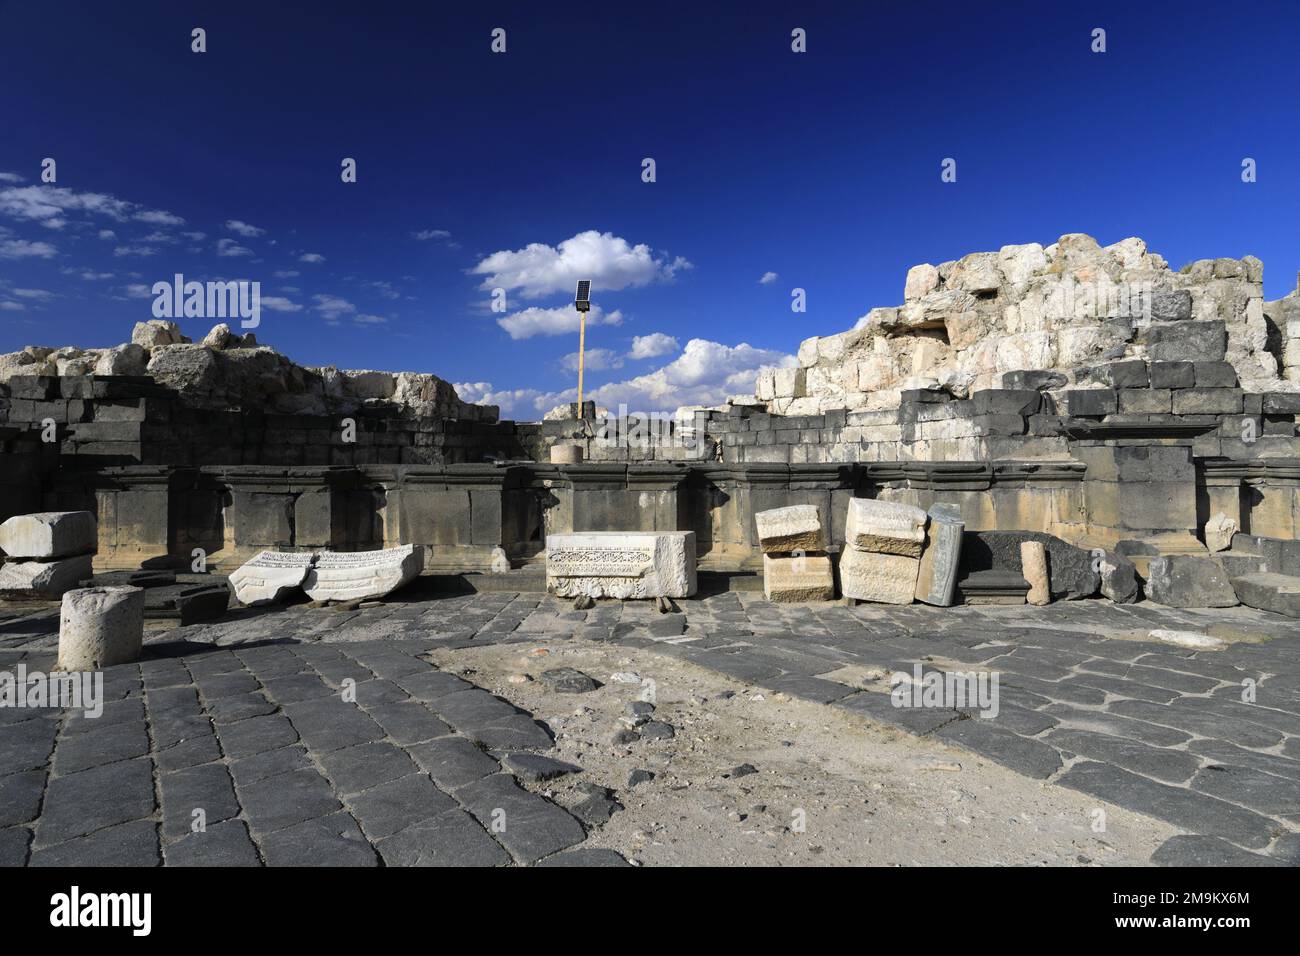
1146;555;1239;608
1098;551;1139;604
131;319;184;349
844;498;928;557
228;550;315;606
754;504;825;554
1204;512;1237;553
0;554;94;598
302;545;423;603
540;667;599;693
1021;541;1051;606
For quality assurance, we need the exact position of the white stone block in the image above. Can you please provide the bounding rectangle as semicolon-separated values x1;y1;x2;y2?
546;531;696;599
839;548;919;605
57;586;144;670
0;554;93;597
754;505;824;554
0;511;97;559
228;550;314;605
303;545;424;602
844;498;928;557
763;554;834;602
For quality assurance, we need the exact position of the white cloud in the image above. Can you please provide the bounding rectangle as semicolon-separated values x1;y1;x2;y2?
225;219;266;238
216;237;253;258
0;172;24;183
354;313;388;325
0;239;57;259
312;294;355;321
98;229;117;240
140;231;176;243
452;381;548;419
412;229;451;241
759;271;778;285
182;231;207;241
134;209;185;226
124;283;153;299
470;229;690;299
273;269;300;278
63;268;114;280
299;252;325;263
496;302;622;340
559;347;623;373
12;288;55;300
629;332;679;360
260;296;302;313
113;245;156;257
0;185;133;224
1;300;26;311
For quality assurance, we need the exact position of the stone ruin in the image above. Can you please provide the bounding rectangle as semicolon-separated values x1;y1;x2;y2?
4;234;1300;618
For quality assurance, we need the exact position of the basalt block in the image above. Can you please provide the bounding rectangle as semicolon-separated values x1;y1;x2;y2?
1146;555;1238;609
838;548;919;605
303;545;424;603
754;504;825;554
844;499;928;557
0;511;97;559
546;531;697;600
762;554;835;603
960;531;1099;600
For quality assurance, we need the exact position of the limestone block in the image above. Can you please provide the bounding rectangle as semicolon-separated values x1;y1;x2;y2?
914;504;963;606
0;511;97;559
228;550;314;605
755;368;776;401
550;443;584;464
0;554;94;598
1204;512;1237;553
844;498;928;557
904;263;940;301
839;548;919;605
762;554;834;602
772;366;807;399
57;586;144;670
754;505;825;554
131;319;183;348
303;545;424;602
546;531;697;599
1021;541;1051;605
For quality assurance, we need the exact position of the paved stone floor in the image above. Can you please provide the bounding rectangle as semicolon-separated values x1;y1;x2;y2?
2;587;1300;866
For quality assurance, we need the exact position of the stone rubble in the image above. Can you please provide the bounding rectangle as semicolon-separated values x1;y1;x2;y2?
754;505;834;602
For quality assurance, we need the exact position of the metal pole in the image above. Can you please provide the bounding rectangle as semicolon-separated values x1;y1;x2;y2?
576;311;586;412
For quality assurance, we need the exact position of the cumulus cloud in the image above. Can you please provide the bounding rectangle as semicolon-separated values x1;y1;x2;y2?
11;288;55;300
0;301;25;311
470;230;690;299
124;283;153;299
113;244;156;257
559;347;623;373
0;172;24;183
312;294;355;321
497;303;623;340
134;209;185;226
97;229;117;240
225;219;265;238
299;252;325;263
216;237;253;258
0;239;57;259
260;296;302;313
412;228;451;241
354;313;388;325
452;381;549;419
628;332;679;360
0;185;133;225
759;271;778;285
273;269;300;278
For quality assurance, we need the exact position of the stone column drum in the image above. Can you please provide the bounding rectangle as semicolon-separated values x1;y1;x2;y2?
57;585;145;671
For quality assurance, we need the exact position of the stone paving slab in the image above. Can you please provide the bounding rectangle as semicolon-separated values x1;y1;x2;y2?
5;588;1300;865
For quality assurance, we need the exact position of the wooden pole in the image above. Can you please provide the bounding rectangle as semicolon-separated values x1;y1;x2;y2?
576;311;587;412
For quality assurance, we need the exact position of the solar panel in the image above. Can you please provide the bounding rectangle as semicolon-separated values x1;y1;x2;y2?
575;280;591;303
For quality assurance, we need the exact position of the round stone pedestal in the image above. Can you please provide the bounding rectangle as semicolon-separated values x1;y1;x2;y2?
57;586;145;671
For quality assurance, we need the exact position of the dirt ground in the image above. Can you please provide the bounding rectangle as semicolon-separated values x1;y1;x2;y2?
426;639;1179;866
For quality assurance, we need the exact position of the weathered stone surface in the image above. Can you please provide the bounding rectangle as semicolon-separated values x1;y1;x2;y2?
0;511;97;559
57;585;144;670
131;319;184;348
0;554;94;598
762;553;834;602
1021;541;1050;605
229;550;315;606
303;545;424;602
839;548;918;605
844;498;928;557
1146;556;1238;608
550;443;583;464
546;531;697;599
1204;511;1236;553
1099;551;1139;603
961;531;1099;600
914;504;963;606
754;504;825;554
1230;573;1300;618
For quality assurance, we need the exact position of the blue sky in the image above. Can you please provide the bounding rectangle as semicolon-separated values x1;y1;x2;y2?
2;0;1298;418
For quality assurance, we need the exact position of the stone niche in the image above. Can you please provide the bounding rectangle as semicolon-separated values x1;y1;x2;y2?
545;531;697;599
